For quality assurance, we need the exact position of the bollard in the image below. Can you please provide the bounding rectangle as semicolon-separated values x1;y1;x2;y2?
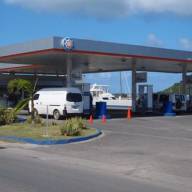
88;114;94;125
102;115;106;124
127;107;132;120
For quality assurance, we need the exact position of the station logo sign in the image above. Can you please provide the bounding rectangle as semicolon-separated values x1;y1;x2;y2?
61;37;74;50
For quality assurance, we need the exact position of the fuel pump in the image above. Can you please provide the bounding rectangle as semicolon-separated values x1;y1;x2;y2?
138;84;153;112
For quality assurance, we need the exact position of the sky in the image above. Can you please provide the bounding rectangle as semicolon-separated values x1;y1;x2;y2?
0;0;192;93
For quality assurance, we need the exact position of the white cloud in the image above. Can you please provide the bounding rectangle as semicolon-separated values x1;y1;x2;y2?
128;0;192;16
4;0;192;18
146;33;163;47
4;0;128;18
179;38;192;51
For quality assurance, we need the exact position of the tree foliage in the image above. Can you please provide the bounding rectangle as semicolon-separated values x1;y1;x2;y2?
8;79;33;95
7;78;37;121
160;82;192;94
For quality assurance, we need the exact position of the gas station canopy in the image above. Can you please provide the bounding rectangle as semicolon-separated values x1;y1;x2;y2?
0;36;192;74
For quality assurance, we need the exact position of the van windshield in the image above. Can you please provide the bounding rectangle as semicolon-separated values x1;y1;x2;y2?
67;93;82;102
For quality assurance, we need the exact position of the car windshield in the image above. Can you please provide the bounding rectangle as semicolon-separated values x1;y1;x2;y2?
33;94;39;100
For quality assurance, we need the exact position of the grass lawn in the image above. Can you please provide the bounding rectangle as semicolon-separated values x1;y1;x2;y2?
0;122;97;140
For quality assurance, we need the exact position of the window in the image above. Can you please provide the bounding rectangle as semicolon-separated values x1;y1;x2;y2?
175;95;180;100
67;93;82;102
33;94;39;100
102;97;109;100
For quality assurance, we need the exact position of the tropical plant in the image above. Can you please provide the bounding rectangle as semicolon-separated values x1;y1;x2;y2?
7;78;38;121
14;98;30;114
60;117;87;136
26;115;44;126
7;79;33;95
0;108;17;125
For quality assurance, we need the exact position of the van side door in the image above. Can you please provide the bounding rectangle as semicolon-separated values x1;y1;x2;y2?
34;94;46;115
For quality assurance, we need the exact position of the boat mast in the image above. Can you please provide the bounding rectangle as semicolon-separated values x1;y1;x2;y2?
120;72;123;96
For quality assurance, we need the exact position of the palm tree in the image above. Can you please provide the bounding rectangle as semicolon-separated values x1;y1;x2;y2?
7;78;38;120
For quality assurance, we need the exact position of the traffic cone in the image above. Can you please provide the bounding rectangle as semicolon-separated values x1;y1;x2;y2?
102;115;106;124
127;107;132;120
89;114;93;125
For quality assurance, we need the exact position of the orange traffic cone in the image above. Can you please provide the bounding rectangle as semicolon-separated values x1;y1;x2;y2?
127;107;132;120
102;115;106;124
89;114;93;125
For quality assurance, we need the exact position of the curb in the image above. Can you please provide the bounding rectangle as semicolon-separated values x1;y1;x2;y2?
0;129;102;145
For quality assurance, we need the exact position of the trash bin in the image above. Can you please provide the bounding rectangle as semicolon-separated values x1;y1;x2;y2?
164;101;176;116
95;102;107;119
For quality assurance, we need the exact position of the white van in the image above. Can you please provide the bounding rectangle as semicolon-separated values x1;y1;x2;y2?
29;88;83;120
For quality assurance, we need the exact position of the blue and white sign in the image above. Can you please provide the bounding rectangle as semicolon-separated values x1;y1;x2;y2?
61;37;74;50
136;72;147;83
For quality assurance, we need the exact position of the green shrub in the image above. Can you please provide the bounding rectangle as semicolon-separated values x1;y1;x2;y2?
0;108;17;125
60;117;87;136
26;115;44;126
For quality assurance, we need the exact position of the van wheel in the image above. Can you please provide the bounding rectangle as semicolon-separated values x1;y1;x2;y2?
53;110;60;120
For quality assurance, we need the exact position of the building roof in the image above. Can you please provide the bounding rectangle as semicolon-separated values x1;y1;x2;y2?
0;36;192;74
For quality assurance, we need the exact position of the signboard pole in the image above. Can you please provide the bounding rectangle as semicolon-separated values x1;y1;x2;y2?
132;59;137;113
45;105;49;137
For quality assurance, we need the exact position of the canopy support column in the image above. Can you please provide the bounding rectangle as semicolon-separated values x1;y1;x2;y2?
132;59;137;113
66;55;72;87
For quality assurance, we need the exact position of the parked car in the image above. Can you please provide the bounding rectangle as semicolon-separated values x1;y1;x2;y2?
169;94;187;112
153;93;187;112
186;95;192;112
29;87;83;120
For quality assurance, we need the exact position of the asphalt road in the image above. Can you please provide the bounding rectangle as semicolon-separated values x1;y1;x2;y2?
1;115;192;192
0;148;177;192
